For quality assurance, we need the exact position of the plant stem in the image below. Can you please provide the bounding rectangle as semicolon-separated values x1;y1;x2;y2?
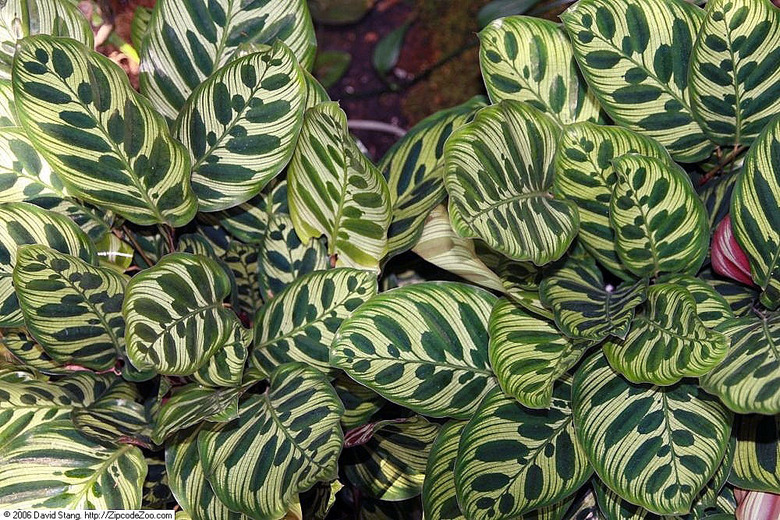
699;144;746;185
347;119;407;137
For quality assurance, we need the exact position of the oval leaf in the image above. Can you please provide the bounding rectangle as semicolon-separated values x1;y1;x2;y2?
561;0;712;162
603;283;729;385
423;420;467;520
0;202;97;327
689;0;780;146
610;154;709;277
380;96;486;259
554;122;672;276
13;244;126;370
700;314;780;415
123;252;241;375
253;268;377;374
731;114;780;309
489;297;592;409
175;42;305;211
140;0;316;119
729;414;780;493
153;384;243;444
572;352;733;515
13;35;197;227
331;282;497;419
479;16;600;125
198;363;344;520
288;102;391;271
445;100;578;265
455;380;592;520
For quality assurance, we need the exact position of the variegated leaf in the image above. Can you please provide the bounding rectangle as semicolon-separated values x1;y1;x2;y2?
198;363;344;520
0;202;97;327
455;379;592;520
554;122;672;276
123;253;241;375
331;282;497;419
175;42;305;211
13;36;197;227
699;172;739;233
343;415;439;501
152;384;242;444
13;244;125;370
412;205;504;292
131;5;152;50
191;323;251;388
699;268;758;317
0;79;18;126
445;100;578;265
0;374;146;509
661;275;735;329
423;420;467;520
495;257;552;319
380;96;486;258
71;376;150;444
479;16;600;125
689;0;780;146
140;0;316;119
334;374;385;429
0;127;68;203
253;268;376;374
731;114;780;308
561;0;712;162
700;314;780;415
572;353;733;515
166;427;245;520
489;298;592;409
610;154;709;277
0;327;67;373
604;283;729;385
540;256;647;341
729;414;780;493
0;0;93;79
143;457;174;509
288;102;391;271
223;241;261;316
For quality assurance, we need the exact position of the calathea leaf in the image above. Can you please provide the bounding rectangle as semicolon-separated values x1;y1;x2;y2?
661;274;735;329
288;102;392;271
730;114;780;309
445;100;578;266
175;42;305;211
479;16;601;125
423;420;467;520
0;202;97;327
539;256;647;342
166;427;245;520
13;244;126;371
223;241;261;317
572;352;733;516
140;0;316;120
689;0;780;146
331;282;497;419
198;363;344;520
0;0;93;79
412;205;504;292
71;376;151;445
554;122;672;277
494;256;552;319
454;378;592;520
253;268;376;375
152;384;243;444
334;374;386;429
212;182;330;301
0;327;69;373
561;0;712;162
610;154;709;277
380;96;486;259
728;414;780;493
698;268;759;317
699;171;740;232
0;373;146;509
123;253;242;376
13;35;197;227
489;298;593;409
700;314;780;415
0;79;18;126
191;324;251;388
603;283;729;385
143;457;175;509
343;415;440;501
0;127;68;203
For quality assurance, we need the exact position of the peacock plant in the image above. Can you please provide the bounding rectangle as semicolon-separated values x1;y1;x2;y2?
0;0;778;519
